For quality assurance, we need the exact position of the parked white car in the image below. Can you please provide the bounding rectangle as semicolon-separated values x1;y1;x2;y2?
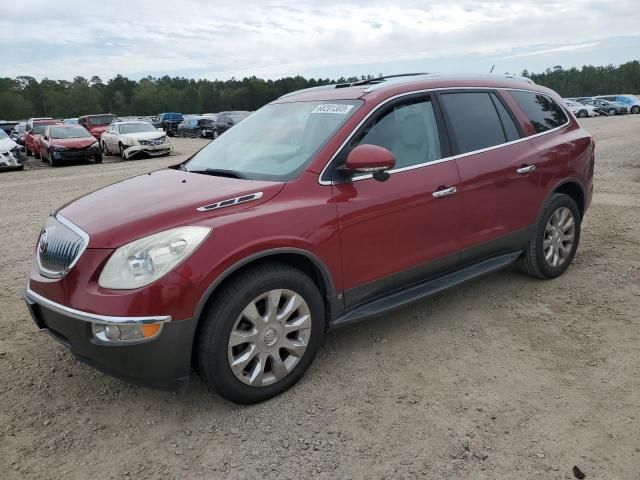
563;100;598;118
100;121;173;160
0;128;25;171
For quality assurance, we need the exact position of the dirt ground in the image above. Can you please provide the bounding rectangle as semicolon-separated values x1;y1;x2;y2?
1;117;639;480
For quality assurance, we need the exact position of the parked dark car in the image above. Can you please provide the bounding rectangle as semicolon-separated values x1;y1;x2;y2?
24;74;593;404
0;121;19;135
215;111;250;136
154;112;184;137
10;122;27;145
583;99;628;116
39;125;102;167
177;117;217;138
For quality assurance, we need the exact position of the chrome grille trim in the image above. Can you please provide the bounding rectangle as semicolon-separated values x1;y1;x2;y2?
37;214;89;279
196;192;264;212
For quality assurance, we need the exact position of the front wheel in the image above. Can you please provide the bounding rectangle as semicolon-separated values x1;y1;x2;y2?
577;109;587;118
608;108;617;116
119;143;126;159
101;141;111;156
631;105;640;114
196;263;325;404
518;193;581;279
213;130;219;139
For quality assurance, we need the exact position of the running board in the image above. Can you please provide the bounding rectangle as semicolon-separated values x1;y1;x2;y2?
331;251;522;329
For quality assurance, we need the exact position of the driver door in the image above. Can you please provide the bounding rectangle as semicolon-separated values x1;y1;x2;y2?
331;94;463;308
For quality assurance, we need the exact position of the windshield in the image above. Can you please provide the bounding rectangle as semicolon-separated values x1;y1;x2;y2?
0;129;9;140
50;126;92;139
186;100;362;181
88;115;115;126
228;112;250;122
120;123;157;134
33;123;58;134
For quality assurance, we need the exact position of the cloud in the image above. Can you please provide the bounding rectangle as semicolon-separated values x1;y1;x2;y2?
0;0;638;80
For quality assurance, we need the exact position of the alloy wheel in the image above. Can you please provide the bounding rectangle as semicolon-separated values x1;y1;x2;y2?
543;207;576;268
227;289;312;387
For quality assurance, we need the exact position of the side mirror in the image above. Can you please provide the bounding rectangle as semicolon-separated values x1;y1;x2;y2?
343;144;396;181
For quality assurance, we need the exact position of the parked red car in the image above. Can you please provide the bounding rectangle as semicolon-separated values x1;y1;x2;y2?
24;119;62;158
78;114;117;139
25;74;594;403
39;125;102;167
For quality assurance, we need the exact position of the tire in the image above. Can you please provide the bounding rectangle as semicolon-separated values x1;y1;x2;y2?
213;130;219;139
195;128;202;138
179;129;185;138
518;193;581;279
577;109;587;118
49;155;58;167
101;141;111;156
631;105;640;114
608;108;616;116
119;143;126;159
94;152;103;163
196;262;325;404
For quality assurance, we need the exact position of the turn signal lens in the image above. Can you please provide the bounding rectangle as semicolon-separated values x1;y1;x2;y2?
92;322;163;343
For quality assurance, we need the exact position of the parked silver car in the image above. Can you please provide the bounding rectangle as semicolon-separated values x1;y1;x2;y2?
583;98;628;116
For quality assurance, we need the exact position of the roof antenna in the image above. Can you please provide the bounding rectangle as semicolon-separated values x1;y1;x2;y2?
489;64;495;73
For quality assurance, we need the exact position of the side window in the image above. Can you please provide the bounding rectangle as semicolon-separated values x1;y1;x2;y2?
491;93;520;142
440;92;506;154
509;91;568;134
354;97;442;169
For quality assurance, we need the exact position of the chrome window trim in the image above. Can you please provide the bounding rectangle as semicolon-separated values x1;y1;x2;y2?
25;287;172;325
318;86;570;186
36;213;90;279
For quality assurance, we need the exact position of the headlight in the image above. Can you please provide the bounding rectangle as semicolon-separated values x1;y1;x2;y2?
125;137;138;146
98;226;211;289
90;141;99;149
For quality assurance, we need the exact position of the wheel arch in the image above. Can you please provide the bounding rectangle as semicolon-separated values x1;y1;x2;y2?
191;248;338;335
549;179;586;218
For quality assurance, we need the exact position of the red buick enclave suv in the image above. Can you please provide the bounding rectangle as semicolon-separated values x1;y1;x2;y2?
25;74;594;403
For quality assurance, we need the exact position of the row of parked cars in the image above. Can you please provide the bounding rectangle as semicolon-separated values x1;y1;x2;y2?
153;111;251;138
2;109;250;170
563;94;640;117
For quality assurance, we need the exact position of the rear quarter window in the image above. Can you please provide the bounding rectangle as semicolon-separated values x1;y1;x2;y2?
509;91;568;134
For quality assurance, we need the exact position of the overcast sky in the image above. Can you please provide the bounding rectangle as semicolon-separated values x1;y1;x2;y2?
1;1;639;81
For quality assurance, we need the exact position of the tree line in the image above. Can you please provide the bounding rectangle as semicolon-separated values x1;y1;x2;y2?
1;61;638;120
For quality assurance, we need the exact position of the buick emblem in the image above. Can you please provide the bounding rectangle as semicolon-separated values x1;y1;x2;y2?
39;229;49;255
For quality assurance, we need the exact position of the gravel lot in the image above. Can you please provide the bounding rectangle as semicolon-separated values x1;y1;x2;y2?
1;118;639;480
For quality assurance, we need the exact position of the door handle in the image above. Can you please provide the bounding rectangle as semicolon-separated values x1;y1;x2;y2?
516;165;536;174
432;186;457;198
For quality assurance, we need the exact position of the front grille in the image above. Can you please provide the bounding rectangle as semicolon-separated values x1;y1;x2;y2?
37;215;88;278
139;137;166;146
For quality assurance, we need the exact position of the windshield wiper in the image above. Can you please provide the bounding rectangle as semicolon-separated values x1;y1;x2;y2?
187;168;247;179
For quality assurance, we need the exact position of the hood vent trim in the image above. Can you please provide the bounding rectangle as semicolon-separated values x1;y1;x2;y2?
197;192;264;212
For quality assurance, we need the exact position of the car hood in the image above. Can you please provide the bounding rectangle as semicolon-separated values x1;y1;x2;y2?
121;132;166;141
58;168;285;248
0;137;17;153
50;137;97;148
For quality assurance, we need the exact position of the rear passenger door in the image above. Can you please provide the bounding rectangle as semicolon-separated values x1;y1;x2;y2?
438;90;543;262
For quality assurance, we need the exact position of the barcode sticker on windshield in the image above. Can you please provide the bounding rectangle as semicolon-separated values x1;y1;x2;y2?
311;104;354;114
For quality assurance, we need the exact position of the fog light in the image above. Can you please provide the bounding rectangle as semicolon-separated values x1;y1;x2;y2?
92;322;163;343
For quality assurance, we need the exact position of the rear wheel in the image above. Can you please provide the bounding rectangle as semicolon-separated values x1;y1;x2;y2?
197;263;324;404
631;105;640;114
518;193;581;279
577;109;587;118
608;108;616;116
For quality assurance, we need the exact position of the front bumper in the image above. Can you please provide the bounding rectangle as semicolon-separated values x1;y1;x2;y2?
123;143;173;160
24;287;194;390
51;147;100;162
